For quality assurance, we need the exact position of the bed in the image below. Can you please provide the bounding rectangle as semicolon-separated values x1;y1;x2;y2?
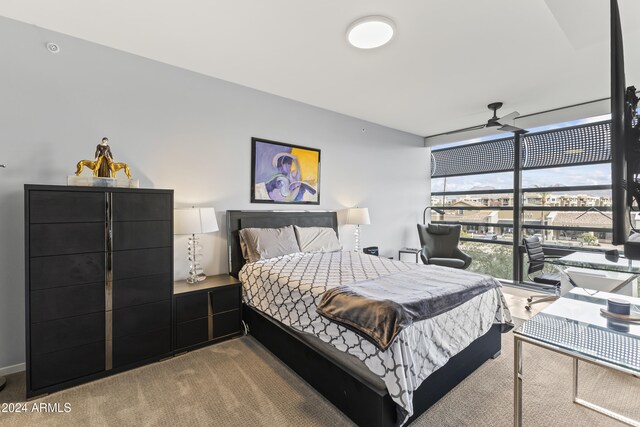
227;210;511;426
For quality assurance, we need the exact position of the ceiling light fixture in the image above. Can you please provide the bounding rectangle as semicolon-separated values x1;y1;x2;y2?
346;16;395;49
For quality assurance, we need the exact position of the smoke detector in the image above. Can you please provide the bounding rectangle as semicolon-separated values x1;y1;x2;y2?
46;42;60;54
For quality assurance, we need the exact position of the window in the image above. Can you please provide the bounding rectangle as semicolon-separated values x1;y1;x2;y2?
430;119;612;284
431;174;514;280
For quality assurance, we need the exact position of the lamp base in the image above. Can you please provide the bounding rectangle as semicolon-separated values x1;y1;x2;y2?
186;274;207;284
0;376;6;392
186;234;206;284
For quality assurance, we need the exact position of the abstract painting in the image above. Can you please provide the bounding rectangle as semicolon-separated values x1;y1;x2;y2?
251;137;321;204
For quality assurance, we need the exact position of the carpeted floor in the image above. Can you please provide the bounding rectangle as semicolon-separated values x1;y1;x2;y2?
1;328;639;427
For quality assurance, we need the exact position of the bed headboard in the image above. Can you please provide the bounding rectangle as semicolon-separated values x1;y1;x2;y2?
226;210;339;278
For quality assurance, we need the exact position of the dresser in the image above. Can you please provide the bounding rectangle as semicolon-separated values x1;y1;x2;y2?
25;185;173;398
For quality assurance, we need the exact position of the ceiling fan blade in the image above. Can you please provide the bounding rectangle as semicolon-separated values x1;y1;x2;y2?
498;124;528;133
441;123;486;135
426;126;508;145
486;118;501;128
498;111;520;124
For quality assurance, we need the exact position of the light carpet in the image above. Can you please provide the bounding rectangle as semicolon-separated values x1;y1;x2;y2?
1;330;639;427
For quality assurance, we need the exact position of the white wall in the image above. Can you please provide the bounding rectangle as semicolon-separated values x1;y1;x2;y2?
0;17;429;371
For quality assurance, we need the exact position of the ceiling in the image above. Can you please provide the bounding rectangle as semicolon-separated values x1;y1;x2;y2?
1;0;640;137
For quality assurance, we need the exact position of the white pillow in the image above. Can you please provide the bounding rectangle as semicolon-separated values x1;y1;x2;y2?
239;225;301;263
294;226;342;253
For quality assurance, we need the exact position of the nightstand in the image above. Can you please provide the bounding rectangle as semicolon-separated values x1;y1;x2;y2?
173;274;242;353
398;247;421;263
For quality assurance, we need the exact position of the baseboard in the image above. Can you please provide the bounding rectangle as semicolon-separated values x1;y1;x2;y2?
0;363;25;376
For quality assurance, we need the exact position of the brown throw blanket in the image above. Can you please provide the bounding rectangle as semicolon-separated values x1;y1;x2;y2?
316;266;501;351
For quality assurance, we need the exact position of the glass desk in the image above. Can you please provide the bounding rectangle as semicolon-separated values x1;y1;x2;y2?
513;288;640;426
549;252;640;274
548;252;640;294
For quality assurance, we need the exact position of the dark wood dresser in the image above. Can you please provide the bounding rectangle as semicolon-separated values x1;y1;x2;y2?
25;185;173;398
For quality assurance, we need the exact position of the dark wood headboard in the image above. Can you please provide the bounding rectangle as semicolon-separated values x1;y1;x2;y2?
226;210;339;278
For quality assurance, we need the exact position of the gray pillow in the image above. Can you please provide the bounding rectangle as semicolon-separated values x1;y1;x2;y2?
239;225;301;263
294;226;342;253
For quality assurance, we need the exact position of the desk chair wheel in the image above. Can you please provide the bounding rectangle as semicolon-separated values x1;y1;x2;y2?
525;305;532;311
527;297;533;303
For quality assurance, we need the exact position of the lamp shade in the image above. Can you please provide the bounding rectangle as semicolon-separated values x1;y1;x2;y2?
345;207;370;225
174;207;219;235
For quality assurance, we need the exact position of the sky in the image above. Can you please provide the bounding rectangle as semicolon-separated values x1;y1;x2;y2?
431;163;611;193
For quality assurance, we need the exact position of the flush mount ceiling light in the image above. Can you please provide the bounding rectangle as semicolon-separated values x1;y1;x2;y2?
346;16;395;49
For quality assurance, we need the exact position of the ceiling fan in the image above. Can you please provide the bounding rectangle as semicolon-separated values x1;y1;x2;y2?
442;102;527;136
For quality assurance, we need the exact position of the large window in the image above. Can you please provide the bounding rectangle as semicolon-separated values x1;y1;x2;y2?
430;119;612;284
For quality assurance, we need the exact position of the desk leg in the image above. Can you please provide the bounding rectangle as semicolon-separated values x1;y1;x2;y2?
573;357;640;426
573;358;578;401
514;336;523;427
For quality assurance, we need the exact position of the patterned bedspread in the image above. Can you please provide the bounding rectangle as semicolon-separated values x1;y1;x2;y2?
239;251;512;424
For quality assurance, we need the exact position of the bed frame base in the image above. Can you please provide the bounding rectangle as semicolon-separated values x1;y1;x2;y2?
243;304;501;427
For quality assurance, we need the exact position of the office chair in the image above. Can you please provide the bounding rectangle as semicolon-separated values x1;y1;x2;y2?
522;236;561;310
417;224;472;269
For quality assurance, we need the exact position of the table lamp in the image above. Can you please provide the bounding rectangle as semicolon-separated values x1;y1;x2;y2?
345;207;370;252
175;207;219;284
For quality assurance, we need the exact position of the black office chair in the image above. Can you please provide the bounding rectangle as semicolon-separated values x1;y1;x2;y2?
522;236;561;310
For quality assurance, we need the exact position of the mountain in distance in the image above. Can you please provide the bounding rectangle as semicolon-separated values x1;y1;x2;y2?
463;184;610;197
469;185;497;191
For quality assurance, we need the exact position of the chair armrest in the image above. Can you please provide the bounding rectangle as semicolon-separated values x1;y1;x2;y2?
541;255;562;265
453;247;472;269
420;247;431;264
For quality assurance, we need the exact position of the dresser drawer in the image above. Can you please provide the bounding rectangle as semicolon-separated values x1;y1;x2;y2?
31;341;105;391
30;190;105;224
112;192;172;221
30;252;105;290
30;223;105;257
213;310;242;339
112;247;171;280
113;274;171;309
176;317;208;349
31;282;104;323
175;285;241;323
113;300;171;338
31;312;104;356
175;311;242;351
113;328;171;368
212;287;241;313
175;292;209;323
112;221;172;251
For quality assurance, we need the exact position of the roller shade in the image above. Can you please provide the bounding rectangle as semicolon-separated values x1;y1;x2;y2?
431;120;611;178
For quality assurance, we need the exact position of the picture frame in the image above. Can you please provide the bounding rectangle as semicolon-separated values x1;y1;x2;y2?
250;137;321;205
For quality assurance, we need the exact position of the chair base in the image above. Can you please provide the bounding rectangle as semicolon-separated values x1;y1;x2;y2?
525;294;559;311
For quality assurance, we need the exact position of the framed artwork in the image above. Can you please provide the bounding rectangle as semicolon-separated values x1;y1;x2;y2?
251;137;321;204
